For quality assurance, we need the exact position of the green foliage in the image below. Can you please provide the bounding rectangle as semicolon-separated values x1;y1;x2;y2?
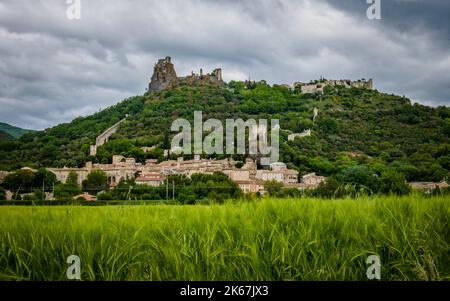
235;161;244;169
0;84;449;183
22;194;35;201
2;169;35;193
32;188;44;200
82;170;109;195
34;168;58;189
314;166;411;197
312;176;345;199
378;169;411;195
97;192;114;201
0;187;6;200
319;117;340;134
444;118;450;136
179;172;241;203
105;172;240;203
54;182;82;200
264;180;284;197
337;166;378;194
0;122;34;139
0;195;449;280
66;171;79;186
0;130;14;141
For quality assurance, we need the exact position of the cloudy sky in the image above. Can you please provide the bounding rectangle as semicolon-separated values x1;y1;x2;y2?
0;0;449;130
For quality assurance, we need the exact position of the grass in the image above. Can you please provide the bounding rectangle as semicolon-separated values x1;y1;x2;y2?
0;194;449;281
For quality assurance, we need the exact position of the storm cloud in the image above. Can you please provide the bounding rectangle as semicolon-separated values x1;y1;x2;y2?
0;0;449;130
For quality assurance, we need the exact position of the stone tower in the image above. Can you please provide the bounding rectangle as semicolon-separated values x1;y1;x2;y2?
212;68;223;81
148;56;178;92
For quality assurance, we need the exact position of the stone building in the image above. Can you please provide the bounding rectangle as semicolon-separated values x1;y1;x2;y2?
234;180;265;194
49;155;300;194
295;79;374;94
254;162;299;184
135;172;166;187
409;181;449;192
178;68;223;86
49;155;138;187
0;171;10;183
298;173;326;189
148;56;224;93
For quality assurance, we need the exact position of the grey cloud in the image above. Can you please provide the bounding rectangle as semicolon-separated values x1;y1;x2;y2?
0;0;449;130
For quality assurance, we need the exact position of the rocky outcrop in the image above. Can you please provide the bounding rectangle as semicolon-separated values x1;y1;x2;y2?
148;56;178;92
148;57;224;92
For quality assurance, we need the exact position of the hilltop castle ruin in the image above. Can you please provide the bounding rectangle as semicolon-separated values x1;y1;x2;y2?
148;56;223;92
295;79;374;94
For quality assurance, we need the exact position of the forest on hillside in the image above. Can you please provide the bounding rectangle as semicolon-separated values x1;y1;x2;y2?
1;81;450;182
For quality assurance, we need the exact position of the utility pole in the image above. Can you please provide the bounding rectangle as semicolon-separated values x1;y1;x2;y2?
166;179;169;200
172;180;175;200
42;180;45;200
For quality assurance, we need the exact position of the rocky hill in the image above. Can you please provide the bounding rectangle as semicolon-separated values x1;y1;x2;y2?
1;59;449;182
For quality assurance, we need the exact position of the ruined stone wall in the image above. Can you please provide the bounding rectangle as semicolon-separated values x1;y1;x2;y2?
148;57;223;92
178;68;223;86
89;118;126;156
296;79;374;94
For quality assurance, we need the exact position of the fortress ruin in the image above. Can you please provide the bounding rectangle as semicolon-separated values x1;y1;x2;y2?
295;79;374;94
148;56;223;92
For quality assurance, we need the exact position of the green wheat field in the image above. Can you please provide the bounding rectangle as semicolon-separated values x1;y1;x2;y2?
0;194;449;281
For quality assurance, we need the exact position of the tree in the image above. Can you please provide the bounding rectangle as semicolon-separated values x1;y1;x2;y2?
83;170;108;195
34;168;58;190
97;192;114;201
378;169;411;195
33;188;44;200
429;163;448;182
444;118;450;136
320;117;340;134
66;171;79;186
264;180;283;197
337;166;378;194
54;171;82;200
313;176;345;199
177;187;197;204
163;131;170;150
0;187;6;200
54;182;82;200
2;169;35;193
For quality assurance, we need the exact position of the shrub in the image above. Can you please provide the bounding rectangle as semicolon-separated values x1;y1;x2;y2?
0;187;5;200
378;169;411;195
264;180;283;197
97;192;114;201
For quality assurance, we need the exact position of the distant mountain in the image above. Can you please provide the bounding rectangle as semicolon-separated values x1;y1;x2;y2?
0;130;14;141
0;122;35;139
